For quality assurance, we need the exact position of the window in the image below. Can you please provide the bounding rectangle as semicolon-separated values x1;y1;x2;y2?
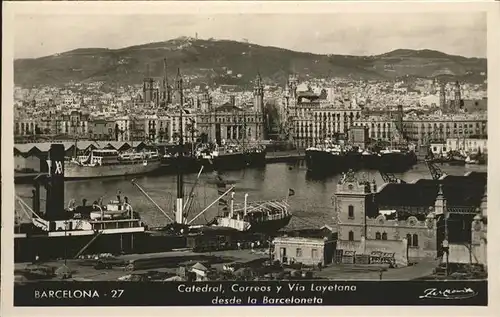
406;234;412;246
375;232;381;240
296;248;302;257
311;249;318;259
382;232;387;240
348;205;354;219
412;234;419;247
348;231;354;241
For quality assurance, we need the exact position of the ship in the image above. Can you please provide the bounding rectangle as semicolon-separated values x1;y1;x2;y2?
305;142;417;174
14;144;149;263
305;143;347;173
195;143;267;171
378;147;418;172
207;193;293;233
64;148;161;180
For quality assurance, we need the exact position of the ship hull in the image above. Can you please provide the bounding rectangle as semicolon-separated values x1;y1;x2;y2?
160;156;201;174
64;160;162;180
14;231;147;263
305;150;347;173
360;154;381;170
247;215;292;233
200;151;267;171
378;152;417;172
306;149;417;174
14;229;194;263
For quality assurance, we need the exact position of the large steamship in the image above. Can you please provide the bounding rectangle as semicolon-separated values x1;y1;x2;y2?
14;144;149;262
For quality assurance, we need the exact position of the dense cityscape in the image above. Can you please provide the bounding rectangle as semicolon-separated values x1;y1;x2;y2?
14;58;487;150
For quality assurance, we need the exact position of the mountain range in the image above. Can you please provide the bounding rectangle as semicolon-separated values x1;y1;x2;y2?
14;37;487;87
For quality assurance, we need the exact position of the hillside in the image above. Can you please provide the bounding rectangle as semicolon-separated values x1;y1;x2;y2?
14;37;487;87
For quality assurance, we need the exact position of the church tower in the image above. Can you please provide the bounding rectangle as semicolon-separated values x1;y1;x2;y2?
161;58;171;104
439;82;446;111
335;171;377;252
173;68;184;106
142;64;155;104
253;73;264;113
454;81;462;111
200;89;212;112
288;74;298;104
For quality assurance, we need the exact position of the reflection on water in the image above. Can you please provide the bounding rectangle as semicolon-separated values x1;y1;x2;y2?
15;163;487;230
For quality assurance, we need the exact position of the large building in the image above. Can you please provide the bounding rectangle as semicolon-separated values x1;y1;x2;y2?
335;170;487;266
283;75;363;148
197;95;265;145
402;114;487;145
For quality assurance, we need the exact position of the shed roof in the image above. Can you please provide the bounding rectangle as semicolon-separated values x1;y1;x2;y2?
376;172;487;208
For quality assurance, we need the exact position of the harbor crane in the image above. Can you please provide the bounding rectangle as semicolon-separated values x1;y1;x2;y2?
379;171;406;184
425;159;445;180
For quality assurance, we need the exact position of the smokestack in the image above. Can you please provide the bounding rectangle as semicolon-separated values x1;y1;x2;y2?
46;144;65;220
230;95;236;107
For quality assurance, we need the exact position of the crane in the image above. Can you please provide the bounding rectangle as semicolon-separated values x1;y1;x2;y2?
425;159;445;180
379;171;406;184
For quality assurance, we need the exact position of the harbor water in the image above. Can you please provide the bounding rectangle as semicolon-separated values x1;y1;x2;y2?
14;162;487;231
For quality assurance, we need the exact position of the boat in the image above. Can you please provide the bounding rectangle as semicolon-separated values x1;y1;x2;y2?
64;148;161;179
14;144;149;263
444;151;466;166
378;147;417;172
305;143;347;173
195;143;266;171
305;139;417;174
207;192;292;233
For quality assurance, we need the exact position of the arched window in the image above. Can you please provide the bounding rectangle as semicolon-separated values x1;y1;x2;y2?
382;232;387;240
348;231;354;241
375;232;381;240
406;234;412;246
348;205;354;219
412;234;419;247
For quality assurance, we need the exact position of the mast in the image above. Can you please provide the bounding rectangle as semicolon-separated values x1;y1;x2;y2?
243;109;246;150
176;68;184;224
74;137;78;160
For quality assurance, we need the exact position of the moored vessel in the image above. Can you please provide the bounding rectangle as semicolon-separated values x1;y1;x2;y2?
65;148;161;180
14;144;149;263
195;143;266;171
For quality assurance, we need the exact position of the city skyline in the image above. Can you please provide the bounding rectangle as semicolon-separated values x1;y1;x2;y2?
15;12;486;59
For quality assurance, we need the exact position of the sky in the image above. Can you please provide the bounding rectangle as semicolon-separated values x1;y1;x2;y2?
14;13;487;59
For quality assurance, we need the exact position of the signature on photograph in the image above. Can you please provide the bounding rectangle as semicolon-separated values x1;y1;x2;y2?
419;287;478;300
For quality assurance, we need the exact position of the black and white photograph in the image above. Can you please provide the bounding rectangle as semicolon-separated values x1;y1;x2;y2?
2;0;498;311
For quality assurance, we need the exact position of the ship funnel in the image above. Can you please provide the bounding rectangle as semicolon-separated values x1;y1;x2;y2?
45;144;65;220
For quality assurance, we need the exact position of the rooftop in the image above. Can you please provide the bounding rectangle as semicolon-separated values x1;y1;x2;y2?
376;172;487;208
